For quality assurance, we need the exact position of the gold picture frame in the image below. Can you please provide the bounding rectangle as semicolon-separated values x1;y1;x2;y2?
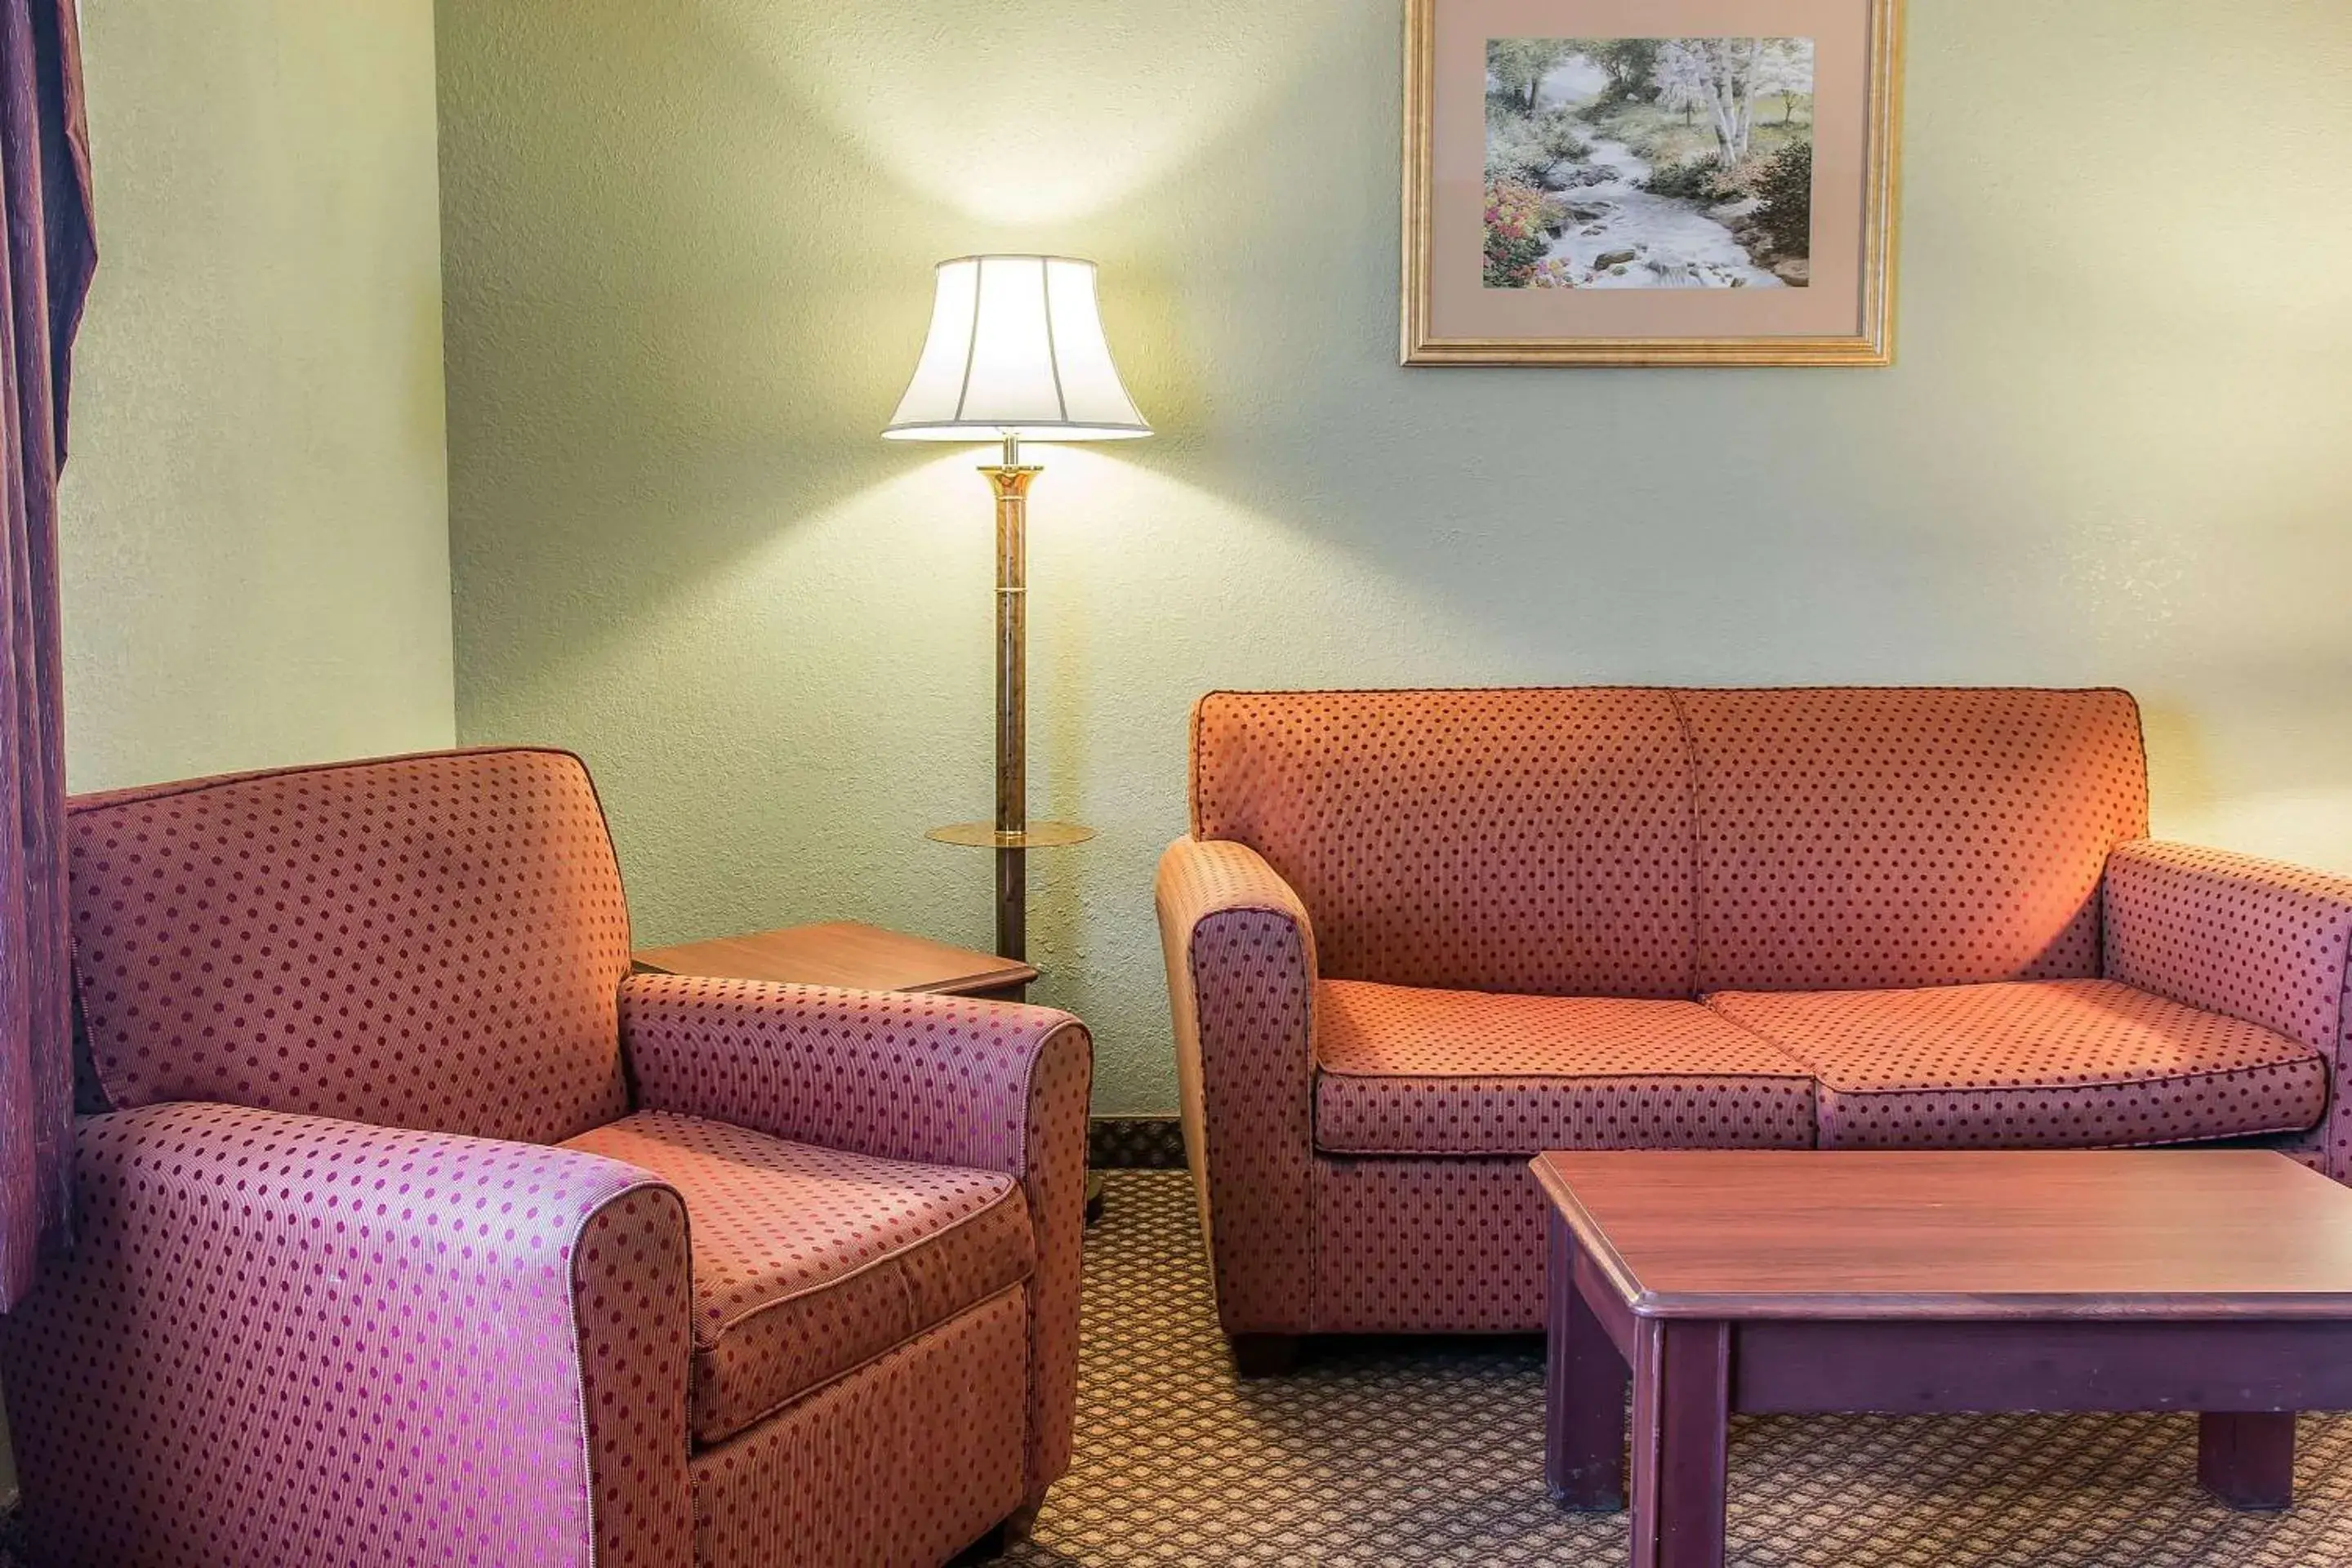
1402;0;1903;366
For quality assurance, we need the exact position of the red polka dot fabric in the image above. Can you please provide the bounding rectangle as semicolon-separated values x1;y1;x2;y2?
2263;1122;2335;1176
689;1284;1031;1568
2104;840;2352;1178
0;1101;671;1566
619;972;1094;1506
1164;687;2352;1346
1156;836;1319;1338
1191;688;1697;997
66;747;634;1144
1312;977;1815;1156
1680;687;2149;992
564;1109;1037;1446
18;746;1094;1565
1008;1004;1094;1499
1708;979;2328;1149
570;1180;696;1568
1314;1157;1550;1333
621;974;1076;1186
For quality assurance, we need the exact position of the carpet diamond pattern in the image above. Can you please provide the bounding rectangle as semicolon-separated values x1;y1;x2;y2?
1008;1172;2352;1567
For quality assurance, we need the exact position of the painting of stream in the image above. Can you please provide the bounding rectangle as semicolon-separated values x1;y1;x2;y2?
1485;38;1815;290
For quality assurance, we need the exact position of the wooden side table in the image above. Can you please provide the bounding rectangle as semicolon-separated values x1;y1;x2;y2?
633;920;1038;1002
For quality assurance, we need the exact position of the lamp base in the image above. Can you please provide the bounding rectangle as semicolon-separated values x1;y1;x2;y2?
926;821;1097;849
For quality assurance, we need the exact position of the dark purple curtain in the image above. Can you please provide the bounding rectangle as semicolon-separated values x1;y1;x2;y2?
0;0;93;1312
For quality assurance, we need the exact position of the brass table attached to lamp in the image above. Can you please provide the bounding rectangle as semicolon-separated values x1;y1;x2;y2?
882;255;1152;961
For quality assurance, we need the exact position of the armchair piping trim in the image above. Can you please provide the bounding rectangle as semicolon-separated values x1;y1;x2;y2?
63;744;597;815
568;1175;688;1568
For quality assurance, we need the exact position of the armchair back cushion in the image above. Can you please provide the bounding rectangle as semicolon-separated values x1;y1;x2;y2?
1190;688;1696;997
65;748;634;1144
1190;688;2148;1000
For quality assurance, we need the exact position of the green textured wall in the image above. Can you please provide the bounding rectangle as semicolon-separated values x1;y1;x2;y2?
438;0;2352;1115
60;0;454;793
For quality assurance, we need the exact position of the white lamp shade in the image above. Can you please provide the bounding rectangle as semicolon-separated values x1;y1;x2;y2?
883;256;1152;443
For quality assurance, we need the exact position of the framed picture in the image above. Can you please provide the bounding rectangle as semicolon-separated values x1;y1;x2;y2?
1401;0;1902;366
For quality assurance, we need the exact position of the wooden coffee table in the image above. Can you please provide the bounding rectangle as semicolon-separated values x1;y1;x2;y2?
1534;1149;2352;1568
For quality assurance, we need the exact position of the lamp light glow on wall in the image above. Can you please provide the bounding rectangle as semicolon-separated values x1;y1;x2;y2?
883;255;1152;961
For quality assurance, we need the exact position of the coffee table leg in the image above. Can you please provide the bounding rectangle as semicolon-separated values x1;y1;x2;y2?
1546;1209;1629;1509
1629;1318;1730;1568
2198;1412;2296;1510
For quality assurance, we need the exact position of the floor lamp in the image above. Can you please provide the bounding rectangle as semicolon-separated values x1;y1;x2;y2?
882;255;1152;962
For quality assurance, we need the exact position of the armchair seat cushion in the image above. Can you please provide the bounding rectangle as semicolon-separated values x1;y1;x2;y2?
1311;978;1817;1156
1707;978;2328;1150
564;1110;1036;1446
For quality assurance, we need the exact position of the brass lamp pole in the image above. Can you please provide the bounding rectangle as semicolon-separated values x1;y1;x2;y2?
883;256;1151;963
924;435;1094;960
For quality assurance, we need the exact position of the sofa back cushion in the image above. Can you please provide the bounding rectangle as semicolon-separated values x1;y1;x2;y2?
1190;688;1695;996
1681;688;2148;991
68;747;634;1143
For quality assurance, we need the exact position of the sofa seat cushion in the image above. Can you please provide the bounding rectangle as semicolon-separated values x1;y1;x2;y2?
1312;978;1817;1156
564;1110;1036;1446
1706;979;2328;1150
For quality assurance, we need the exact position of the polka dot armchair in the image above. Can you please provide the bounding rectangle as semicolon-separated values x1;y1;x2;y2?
0;747;1092;1567
1157;688;2352;1355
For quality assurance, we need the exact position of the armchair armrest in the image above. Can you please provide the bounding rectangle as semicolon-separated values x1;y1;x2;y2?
2105;839;2352;1177
0;1102;693;1568
617;973;1092;1501
1156;836;1320;1335
619;973;1088;1178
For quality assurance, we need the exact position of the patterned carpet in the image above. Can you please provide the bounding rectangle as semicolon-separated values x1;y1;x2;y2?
1010;1171;2352;1568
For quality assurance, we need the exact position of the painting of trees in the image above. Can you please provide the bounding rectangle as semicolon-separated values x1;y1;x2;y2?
1653;38;1813;167
1686;40;1763;164
1756;38;1815;122
1655;42;1708;126
1480;33;1816;291
1428;1;1897;358
1486;38;1571;114
1585;38;1661;104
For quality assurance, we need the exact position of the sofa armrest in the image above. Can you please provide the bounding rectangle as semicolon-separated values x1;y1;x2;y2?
2105;839;2352;1175
1156;836;1320;1336
2105;840;2352;1051
0;1102;693;1568
617;973;1093;1500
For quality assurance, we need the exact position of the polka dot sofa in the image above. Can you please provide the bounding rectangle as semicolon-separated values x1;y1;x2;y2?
0;747;1092;1567
1155;687;2352;1368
